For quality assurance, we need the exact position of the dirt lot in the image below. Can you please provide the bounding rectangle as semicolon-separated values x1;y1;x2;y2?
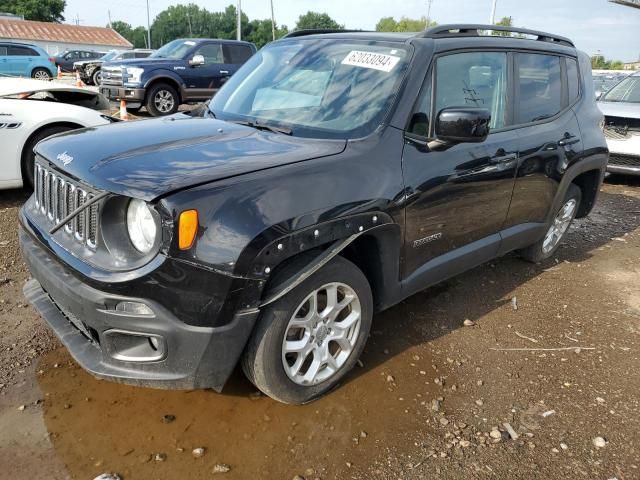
1;177;639;480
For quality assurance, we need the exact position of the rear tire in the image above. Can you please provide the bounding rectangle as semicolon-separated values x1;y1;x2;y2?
31;68;52;81
519;183;582;263
92;69;102;86
21;126;75;188
145;83;179;116
242;256;373;404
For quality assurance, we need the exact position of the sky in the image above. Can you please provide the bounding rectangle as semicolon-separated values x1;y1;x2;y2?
64;0;640;62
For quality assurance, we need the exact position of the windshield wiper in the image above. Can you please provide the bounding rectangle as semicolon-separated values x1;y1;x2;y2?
230;119;292;135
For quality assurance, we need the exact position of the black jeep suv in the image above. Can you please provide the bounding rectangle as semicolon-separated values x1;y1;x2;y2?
20;25;608;404
100;38;256;116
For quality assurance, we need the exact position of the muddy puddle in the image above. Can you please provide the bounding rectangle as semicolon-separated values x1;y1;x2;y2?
36;299;453;480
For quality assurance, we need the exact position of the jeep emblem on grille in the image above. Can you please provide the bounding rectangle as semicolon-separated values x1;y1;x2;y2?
57;152;73;166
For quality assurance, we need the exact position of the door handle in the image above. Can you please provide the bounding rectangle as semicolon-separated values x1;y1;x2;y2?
558;137;579;147
219;70;230;74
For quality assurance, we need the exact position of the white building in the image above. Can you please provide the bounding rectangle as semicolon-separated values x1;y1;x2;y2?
0;17;132;55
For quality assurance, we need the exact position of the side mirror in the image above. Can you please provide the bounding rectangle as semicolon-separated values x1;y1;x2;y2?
189;54;205;66
435;107;491;144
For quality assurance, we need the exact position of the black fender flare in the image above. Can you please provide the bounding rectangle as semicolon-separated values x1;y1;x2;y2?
545;153;607;225
221;212;399;316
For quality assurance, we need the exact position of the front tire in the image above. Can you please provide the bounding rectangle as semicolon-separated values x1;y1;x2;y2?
242;256;373;404
31;68;52;81
145;83;179;116
92;69;102;85
519;183;582;263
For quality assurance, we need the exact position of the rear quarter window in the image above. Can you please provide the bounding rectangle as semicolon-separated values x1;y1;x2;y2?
0;46;7;56
566;58;580;104
223;44;253;64
516;53;562;124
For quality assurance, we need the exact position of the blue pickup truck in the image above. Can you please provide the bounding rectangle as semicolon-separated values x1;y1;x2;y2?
100;38;256;116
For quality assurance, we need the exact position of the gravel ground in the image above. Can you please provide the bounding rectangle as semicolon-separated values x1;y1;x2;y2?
0;176;639;480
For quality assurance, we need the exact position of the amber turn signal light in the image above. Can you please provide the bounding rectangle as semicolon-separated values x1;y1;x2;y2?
178;209;199;250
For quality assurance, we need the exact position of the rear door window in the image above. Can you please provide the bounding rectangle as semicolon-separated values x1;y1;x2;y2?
223;44;253;64
516;53;562;123
8;46;37;56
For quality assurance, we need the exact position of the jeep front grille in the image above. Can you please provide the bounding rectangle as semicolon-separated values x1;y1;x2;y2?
34;161;101;250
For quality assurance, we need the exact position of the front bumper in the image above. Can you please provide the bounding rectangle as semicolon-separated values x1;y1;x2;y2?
606;134;640;176
20;225;259;391
607;153;640;176
100;85;146;102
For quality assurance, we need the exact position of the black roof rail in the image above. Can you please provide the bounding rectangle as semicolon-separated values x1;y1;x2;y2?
418;24;574;47
283;29;370;38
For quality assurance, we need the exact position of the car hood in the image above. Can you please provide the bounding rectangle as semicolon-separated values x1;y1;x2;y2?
598;101;640;120
103;58;178;69
0;78;98;97
35;114;347;201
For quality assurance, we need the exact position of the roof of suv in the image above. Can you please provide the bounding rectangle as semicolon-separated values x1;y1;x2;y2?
174;38;255;46
283;24;575;48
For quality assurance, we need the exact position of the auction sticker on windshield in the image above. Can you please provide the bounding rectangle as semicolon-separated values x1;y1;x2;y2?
341;51;401;72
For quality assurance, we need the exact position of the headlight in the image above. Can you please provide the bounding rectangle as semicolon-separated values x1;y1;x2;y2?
126;199;157;253
125;67;144;84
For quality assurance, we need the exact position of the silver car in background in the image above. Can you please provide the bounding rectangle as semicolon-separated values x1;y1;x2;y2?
598;72;640;176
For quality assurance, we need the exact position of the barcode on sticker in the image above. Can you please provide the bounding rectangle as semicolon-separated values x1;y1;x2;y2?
341;51;401;72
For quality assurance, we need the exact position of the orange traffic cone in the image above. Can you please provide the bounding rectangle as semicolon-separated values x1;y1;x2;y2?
74;70;85;87
57;65;62;80
120;100;129;121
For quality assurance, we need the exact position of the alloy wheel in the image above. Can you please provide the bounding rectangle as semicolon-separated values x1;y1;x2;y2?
542;198;577;254
154;90;175;113
282;282;362;386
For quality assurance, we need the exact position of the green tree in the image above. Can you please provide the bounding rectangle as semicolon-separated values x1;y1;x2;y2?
110;21;150;48
494;16;513;36
247;18;288;49
0;0;65;22
375;16;435;32
591;55;626;70
295;11;343;31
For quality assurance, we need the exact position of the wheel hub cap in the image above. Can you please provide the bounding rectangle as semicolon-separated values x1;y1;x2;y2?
282;282;362;386
542;198;577;254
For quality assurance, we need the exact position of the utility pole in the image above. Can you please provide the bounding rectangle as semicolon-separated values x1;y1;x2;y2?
237;0;242;41
270;0;276;41
187;12;193;36
107;9;112;29
490;0;498;24
146;0;151;49
426;0;433;27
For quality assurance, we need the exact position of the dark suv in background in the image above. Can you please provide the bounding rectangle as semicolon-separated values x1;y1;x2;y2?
21;25;607;405
100;38;256;116
54;49;105;72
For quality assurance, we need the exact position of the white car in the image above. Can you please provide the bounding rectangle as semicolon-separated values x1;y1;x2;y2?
0;78;115;190
598;72;640;176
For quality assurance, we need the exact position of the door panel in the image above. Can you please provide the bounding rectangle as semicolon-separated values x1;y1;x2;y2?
401;50;517;278
505;110;583;227
182;43;225;99
402;131;518;277
504;53;583;228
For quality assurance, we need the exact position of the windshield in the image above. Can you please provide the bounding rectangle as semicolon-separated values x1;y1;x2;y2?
209;39;411;139
100;51;119;61
601;75;640;103
151;39;195;59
